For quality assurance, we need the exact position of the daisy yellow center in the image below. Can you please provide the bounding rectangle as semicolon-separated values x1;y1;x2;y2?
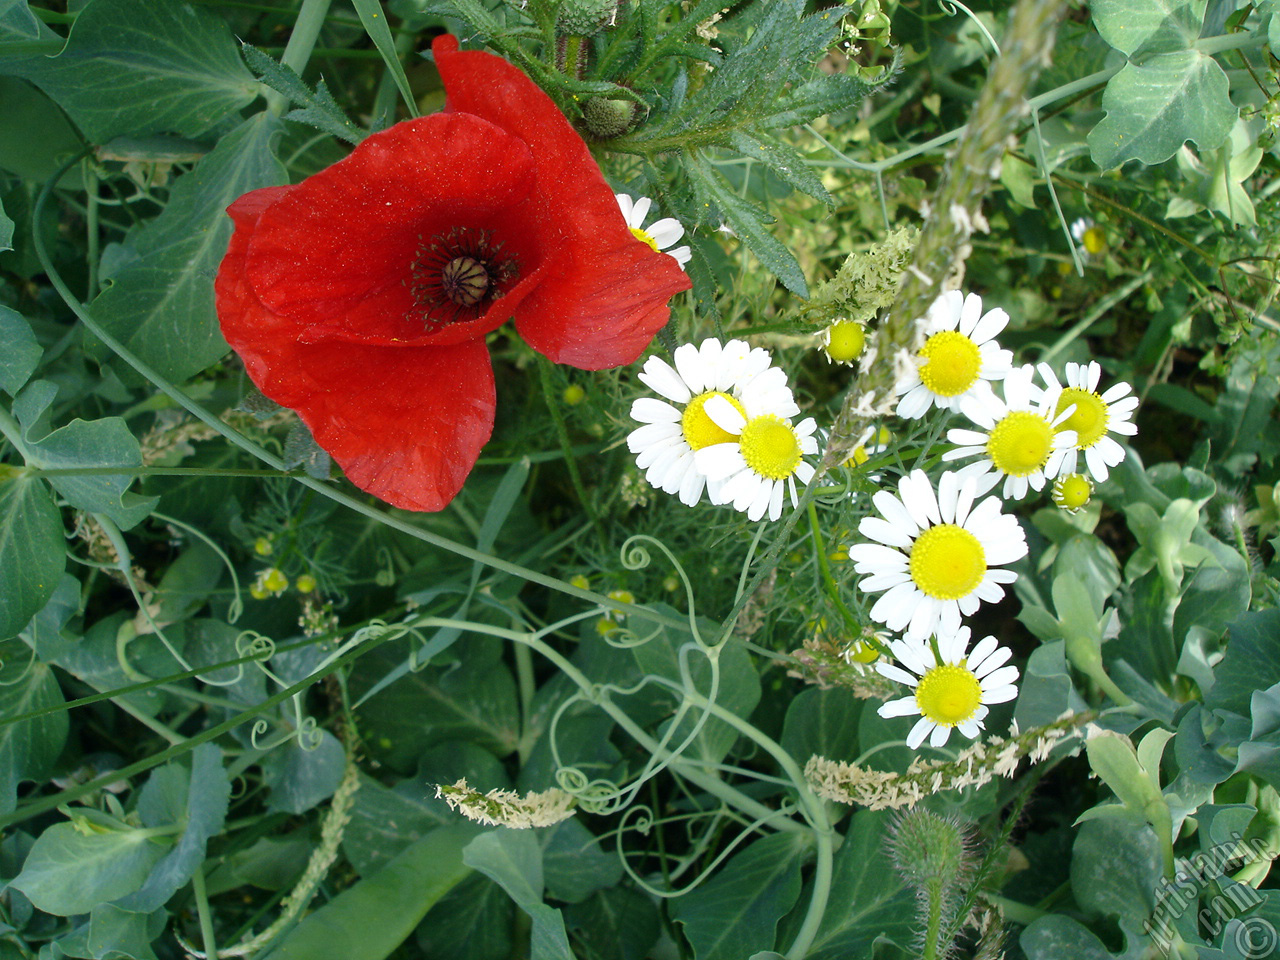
918;330;982;397
630;226;659;252
1054;474;1093;511
1082;226;1106;255
986;410;1054;477
908;524;986;600
825;320;866;363
740;415;802;481
915;663;983;726
1056;388;1109;448
682;392;745;451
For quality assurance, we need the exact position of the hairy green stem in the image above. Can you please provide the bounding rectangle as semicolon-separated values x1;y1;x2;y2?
266;0;333;116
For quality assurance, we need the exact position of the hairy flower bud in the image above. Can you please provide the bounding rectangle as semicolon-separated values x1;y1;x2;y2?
582;95;639;139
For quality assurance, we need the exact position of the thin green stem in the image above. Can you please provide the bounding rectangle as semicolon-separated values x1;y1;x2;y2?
266;0;334;116
536;354;603;544
192;865;218;960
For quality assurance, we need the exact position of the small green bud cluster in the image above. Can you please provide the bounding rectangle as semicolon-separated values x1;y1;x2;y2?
557;0;622;36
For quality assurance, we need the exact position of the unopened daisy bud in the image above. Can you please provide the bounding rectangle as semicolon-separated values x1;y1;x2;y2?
253;536;274;556
569;573;591;591
821;319;866;365
296;573;318;594
582;96;639;139
562;383;586;405
1052;473;1093;513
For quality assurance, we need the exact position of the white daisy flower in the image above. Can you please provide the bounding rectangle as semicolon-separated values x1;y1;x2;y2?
876;628;1020;750
895;291;1014;420
694;399;819;522
1036;361;1138;482
1070;217;1106;256
847;470;1028;642
627;339;798;507
942;364;1078;500
616;193;691;268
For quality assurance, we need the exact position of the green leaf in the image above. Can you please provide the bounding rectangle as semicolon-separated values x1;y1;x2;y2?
1206;609;1280;717
0;77;83;186
464;830;574;960
88;113;287;382
564;887;661;960
0;639;68;814
0;195;11;251
270;825;479;960
0;305;39;396
1167;117;1263;226
0;474;64;641
10;821;167;916
1070;815;1163;925
1091;0;1207;58
668;831;807;960
85;904;163;960
782;810;915;958
417;873;515;960
1087;51;1235;168
11;0;258;142
18;409;155;529
727;131;832;205
686;151;807;296
1020;914;1126;960
262;728;346;815
541;818;622;904
118;744;230;911
780;687;862;764
349;0;416;117
239;43;363;144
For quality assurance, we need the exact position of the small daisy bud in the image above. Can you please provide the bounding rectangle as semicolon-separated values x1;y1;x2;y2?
822;319;866;365
569;573;591;590
1052;473;1093;513
582;96;639;139
562;384;586;405
1081;225;1106;255
296;574;318;593
253;536;274;556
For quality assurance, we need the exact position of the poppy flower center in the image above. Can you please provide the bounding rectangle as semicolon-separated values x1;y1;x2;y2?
908;524;986;600
915;663;982;726
410;227;518;329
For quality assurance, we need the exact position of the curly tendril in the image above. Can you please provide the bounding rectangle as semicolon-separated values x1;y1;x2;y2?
619;534;709;648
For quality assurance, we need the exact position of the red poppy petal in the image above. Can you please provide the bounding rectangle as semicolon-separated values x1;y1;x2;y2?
292;340;496;512
433;36;691;369
217;188;497;512
244;113;541;347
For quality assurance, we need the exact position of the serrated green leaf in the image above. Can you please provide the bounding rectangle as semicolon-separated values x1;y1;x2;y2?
1091;0;1207;58
10;0;258;142
686;152;806;295
0;305;40;395
88;112;287;382
1088;51;1235;168
728;131;832;205
241;43;362;144
0;639;68;814
0;475;63;641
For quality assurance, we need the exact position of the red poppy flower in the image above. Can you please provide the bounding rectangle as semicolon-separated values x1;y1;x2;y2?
215;34;690;511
